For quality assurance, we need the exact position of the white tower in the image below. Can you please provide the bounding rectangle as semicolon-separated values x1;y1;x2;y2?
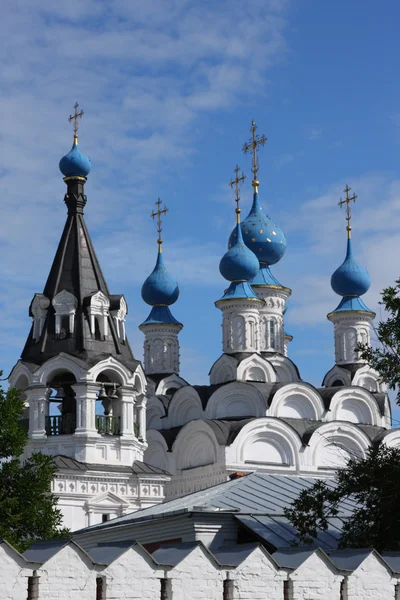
9;108;169;531
140;200;183;376
327;185;375;366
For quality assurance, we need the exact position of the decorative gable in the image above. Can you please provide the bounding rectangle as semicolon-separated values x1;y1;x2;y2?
30;293;50;341
52;290;78;338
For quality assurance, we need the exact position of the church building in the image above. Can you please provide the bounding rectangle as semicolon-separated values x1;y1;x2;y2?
8;109;400;530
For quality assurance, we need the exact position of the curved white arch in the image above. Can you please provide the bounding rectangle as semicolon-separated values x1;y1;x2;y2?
381;429;400;449
146;396;166;429
172;420;220;471
9;361;33;389
269;382;325;420
352;365;387;393
322;365;352;388
33;353;87;385
237;354;277;384
328;387;381;426
263;355;300;383
144;429;170;472
306;421;370;469
156;373;188;396
227;417;302;470
133;363;147;395
209;354;238;385
87;356;133;386
167;386;203;428
205;381;267;420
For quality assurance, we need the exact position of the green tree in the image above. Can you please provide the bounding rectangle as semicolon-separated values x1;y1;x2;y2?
0;377;69;551
284;444;400;552
357;278;400;403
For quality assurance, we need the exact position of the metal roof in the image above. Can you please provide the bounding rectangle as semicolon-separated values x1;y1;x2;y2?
152;542;201;566
53;455;169;475
23;539;73;563
75;472;358;535
213;543;260;566
85;541;136;565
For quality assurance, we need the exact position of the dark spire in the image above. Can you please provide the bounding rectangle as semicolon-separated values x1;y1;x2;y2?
21;115;137;371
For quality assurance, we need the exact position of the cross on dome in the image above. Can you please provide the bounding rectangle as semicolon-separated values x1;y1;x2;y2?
151;199;168;252
242;119;267;192
68;102;84;144
229;165;246;223
338;184;358;239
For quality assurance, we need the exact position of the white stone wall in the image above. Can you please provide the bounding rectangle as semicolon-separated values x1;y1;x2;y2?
345;552;395;599
169;546;224;600
288;551;342;600
3;540;400;600
0;542;34;600
232;547;286;599
35;544;96;600
100;546;162;600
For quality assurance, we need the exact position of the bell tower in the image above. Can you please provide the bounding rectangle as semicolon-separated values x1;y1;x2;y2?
9;105;169;530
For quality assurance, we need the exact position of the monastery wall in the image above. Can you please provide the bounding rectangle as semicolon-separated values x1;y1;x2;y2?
2;539;400;600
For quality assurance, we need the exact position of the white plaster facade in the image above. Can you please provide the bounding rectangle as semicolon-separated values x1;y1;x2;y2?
4;539;400;600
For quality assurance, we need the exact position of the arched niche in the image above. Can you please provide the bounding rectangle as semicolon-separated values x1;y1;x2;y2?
228;418;301;470
172;421;220;471
146;396;166;430
167;386;203;428
9;361;33;390
87;356;133;387
209;354;237;385
155;374;188;396
205;381;267;420
328;387;381;426
322;365;352;388
352;365;386;393
380;429;400;449
237;354;277;384
263;354;300;384
307;422;370;469
144;430;170;472
34;353;86;386
269;383;325;421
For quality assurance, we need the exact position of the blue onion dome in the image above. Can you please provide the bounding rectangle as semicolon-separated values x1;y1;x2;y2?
229;192;287;266
220;221;260;282
141;251;179;306
331;237;371;297
59;136;91;178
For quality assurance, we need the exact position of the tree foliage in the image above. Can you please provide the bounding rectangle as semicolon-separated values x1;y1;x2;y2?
357;279;400;403
0;376;69;551
284;444;400;552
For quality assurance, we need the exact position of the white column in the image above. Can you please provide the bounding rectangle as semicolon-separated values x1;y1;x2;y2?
136;396;147;442
72;383;99;436
253;286;291;354
139;322;182;375
119;386;136;437
27;385;50;439
215;298;262;354
328;311;374;365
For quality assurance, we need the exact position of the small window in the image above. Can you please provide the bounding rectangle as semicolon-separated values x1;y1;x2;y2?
95;318;102;341
102;513;110;523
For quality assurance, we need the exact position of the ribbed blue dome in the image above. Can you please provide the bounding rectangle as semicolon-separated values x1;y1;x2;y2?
220;222;260;282
331;238;371;297
229;193;287;266
141;252;179;306
59;139;91;178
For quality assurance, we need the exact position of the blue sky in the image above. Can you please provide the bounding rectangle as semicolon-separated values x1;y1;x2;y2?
1;1;400;419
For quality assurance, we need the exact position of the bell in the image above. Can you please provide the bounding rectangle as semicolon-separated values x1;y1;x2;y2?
101;395;112;416
109;383;119;400
98;384;108;401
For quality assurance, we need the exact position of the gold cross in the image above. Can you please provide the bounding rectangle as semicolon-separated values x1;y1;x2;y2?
338;184;358;238
229;165;246;223
242;120;267;192
151;199;168;252
68;102;84;141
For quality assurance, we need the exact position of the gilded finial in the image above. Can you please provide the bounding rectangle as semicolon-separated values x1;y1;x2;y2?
229;165;246;224
68;102;84;145
338;184;358;239
151;198;168;253
242;119;267;193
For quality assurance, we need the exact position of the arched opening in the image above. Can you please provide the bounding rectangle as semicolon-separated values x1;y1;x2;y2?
332;379;344;387
46;372;77;435
95;371;122;435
